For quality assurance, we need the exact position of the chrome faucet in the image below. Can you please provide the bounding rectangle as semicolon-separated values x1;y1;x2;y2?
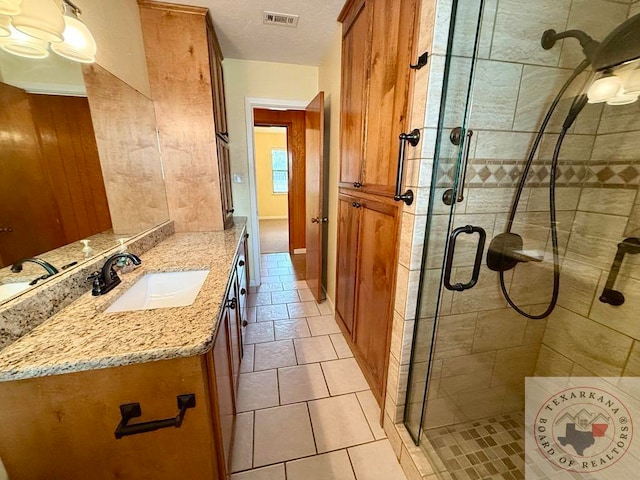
11;258;59;285
88;253;141;296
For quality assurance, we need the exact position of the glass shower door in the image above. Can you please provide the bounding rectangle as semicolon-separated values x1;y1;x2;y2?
404;0;485;443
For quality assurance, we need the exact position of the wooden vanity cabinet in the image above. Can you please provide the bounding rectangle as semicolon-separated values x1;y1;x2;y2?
138;1;234;231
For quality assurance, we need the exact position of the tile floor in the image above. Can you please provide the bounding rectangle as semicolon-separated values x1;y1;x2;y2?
230;253;407;480
424;413;525;480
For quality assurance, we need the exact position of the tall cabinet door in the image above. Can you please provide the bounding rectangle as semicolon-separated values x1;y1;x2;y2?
353;199;399;398
362;0;418;195
338;0;370;188
335;195;362;335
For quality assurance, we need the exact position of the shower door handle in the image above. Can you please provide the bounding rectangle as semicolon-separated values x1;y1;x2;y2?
443;225;486;291
443;127;474;206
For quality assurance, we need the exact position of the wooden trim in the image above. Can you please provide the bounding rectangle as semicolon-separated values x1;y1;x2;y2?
137;0;208;16
338;0;365;25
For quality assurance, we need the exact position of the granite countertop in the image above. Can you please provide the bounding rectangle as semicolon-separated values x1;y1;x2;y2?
0;220;247;382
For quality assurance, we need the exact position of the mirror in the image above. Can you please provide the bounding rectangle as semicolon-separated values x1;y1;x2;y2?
0;52;170;304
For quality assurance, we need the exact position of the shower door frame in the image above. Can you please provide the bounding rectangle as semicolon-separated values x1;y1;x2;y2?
403;0;486;444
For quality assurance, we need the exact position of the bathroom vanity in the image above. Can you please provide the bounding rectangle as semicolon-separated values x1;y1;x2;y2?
0;222;249;480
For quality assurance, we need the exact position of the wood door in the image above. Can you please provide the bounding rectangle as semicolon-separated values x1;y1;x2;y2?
338;0;370;189
353;198;399;401
305;92;326;302
361;0;419;195
334;194;361;336
0;82;66;267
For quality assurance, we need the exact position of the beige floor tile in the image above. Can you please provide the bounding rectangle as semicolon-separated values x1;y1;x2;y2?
254;403;317;467
256;283;283;293
241;344;255;373
231;411;253;473
254;339;297;371
282;280;310;291
271;290;301;305
321;358;369;396
286;450;356;480
237;370;279;412
307;315;341;336
246;322;275;344
230;464;285;480
308;394;374;453
256;304;289;321
356;390;386;440
297;288;315;302
348;440;407;480
278;363;329;405
274;319;311;340
260;275;282;284
318;301;333;315
294;336;338;364
249;292;272;307
288;301;321;318
330;334;353;358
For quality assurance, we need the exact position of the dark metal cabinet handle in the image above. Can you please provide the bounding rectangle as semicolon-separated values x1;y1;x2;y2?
444;225;486;291
238;260;245;267
600;237;640;306
226;298;237;309
443;127;474;206
311;217;328;224
240;288;247;295
410;52;429;70
114;394;196;439
352;202;361;208
353;182;362;188
226;209;235;214
242;320;248;327
394;130;420;206
0;227;12;233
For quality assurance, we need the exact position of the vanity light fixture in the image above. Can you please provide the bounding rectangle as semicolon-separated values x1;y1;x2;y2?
0;0;96;62
0;14;11;36
51;0;96;63
11;0;64;43
0;0;21;17
0;23;49;58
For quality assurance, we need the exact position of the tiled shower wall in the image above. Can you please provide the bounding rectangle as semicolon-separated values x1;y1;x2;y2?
386;0;640;448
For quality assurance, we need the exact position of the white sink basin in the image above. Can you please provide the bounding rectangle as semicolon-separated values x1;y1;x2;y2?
0;282;31;302
106;270;210;313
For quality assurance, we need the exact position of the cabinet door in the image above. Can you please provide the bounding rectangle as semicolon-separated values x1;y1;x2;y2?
217;138;234;228
226;276;241;395
353;198;399;397
338;0;370;188
212;318;234;473
362;0;419;194
236;237;248;345
207;20;228;139
334;194;361;335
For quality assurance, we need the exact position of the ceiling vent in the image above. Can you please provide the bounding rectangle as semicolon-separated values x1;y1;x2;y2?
263;11;299;28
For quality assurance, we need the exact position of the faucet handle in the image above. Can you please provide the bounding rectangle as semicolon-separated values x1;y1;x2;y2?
87;271;103;296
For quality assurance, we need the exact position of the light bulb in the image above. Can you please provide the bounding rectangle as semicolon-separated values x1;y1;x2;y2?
51;10;97;63
0;24;49;58
587;75;622;103
12;0;64;43
0;14;10;37
0;0;21;16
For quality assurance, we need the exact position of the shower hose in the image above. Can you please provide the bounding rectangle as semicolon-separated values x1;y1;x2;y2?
499;59;591;320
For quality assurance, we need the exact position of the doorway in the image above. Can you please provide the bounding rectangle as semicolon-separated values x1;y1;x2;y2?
253;125;289;254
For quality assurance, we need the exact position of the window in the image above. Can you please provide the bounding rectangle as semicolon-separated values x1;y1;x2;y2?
271;148;288;193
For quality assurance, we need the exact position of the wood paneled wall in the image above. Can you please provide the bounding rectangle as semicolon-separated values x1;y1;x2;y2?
254;108;306;253
0;83;112;268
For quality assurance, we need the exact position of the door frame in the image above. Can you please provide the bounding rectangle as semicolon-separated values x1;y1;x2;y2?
244;97;309;286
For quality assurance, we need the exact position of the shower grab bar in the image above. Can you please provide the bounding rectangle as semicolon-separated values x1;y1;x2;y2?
443;127;474;206
444;225;486;291
394;129;420;206
599;237;640;306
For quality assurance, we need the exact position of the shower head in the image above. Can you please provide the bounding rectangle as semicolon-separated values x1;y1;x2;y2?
542;13;640;71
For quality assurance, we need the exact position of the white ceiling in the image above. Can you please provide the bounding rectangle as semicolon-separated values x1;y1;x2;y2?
162;0;345;66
